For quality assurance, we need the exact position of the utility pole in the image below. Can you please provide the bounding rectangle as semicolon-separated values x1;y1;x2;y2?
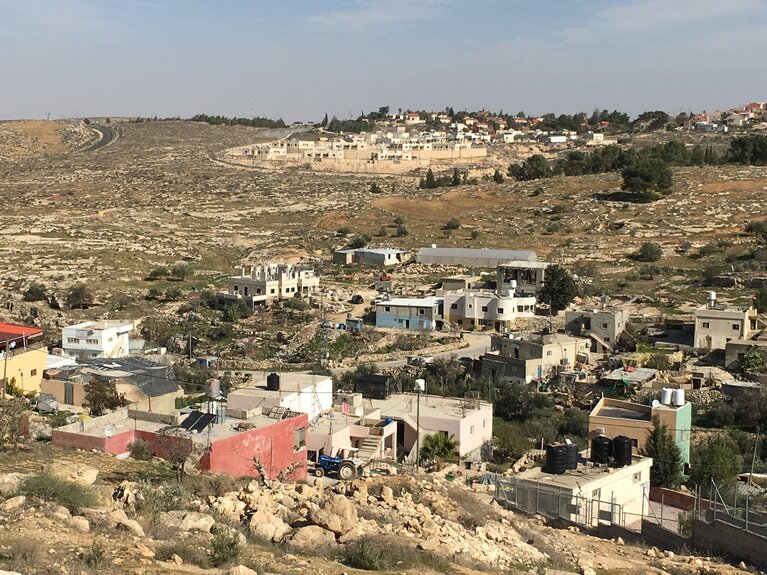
1;339;8;397
750;426;761;486
415;378;425;470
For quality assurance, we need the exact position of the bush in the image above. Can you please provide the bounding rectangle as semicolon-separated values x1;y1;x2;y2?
470;228;480;240
337;226;352;236
172;262;192;280
444;217;460;230
341;537;445;572
165;286;183;301
284;297;310;311
80;541;106;569
128;439;153;461
22;283;47;302
210;529;243;567
0;538;43;572
156;542;210;567
637;242;662;262
393;215;406;225
20;472;99;511
136;481;190;519
395;224;408;237
147;266;170;280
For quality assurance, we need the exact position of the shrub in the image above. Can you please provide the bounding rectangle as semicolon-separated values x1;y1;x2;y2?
156;542;210;567
210;529;243;567
136;481;190;519
165;286;183;301
80;541;106;569
284;296;310;311
637;242;662;262
128;439;153;461
395;224;408;237
444;217;460;230
393;215;406;225
147;266;170;280
0;538;43;572
341;537;446;572
336;226;352;235
470;228;480;240
20;472;99;511
171;262;192;280
375;226;388;237
22;283;47;302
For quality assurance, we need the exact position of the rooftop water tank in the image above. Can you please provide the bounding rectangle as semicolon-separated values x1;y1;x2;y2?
612;435;633;468
672;388;685;407
565;442;579;470
266;372;280;391
207;378;221;398
660;388;673;405
590;435;611;465
544;443;567;475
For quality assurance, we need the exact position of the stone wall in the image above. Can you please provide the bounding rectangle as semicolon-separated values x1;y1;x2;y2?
693;518;767;568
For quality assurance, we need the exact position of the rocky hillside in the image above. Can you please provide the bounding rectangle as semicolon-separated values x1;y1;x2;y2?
0;447;754;575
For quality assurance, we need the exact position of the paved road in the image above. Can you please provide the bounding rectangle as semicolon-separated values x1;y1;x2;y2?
80;124;117;152
330;331;492;374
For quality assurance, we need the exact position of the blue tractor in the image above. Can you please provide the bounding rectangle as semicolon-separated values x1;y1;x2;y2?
311;454;363;480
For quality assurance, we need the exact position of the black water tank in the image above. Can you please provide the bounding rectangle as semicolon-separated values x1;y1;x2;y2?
565;442;579;470
590;435;612;464
266;372;280;391
612;435;633;467
544;443;567;475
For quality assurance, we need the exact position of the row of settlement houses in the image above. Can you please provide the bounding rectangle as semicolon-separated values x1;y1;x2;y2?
374;247;548;333
50;370;492;481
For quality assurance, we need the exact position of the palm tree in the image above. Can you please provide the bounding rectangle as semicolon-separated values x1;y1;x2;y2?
420;433;459;467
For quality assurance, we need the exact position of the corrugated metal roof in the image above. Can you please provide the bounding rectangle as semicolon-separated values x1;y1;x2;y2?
417;247;538;261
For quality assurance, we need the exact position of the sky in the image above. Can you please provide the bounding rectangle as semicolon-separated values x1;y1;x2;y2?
1;0;766;121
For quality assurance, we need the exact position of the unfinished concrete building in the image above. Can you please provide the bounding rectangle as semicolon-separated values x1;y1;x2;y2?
216;264;320;310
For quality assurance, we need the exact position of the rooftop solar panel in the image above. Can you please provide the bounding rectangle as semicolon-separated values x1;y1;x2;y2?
179;410;204;430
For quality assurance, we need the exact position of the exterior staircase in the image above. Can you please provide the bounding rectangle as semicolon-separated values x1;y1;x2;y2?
357;435;381;460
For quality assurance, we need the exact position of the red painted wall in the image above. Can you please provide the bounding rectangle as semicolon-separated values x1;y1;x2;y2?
199;415;308;481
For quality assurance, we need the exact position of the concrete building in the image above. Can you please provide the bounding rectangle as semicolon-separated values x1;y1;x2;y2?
416;247;539;268
227;372;333;422
496;261;548;295
564;305;630;353
41;357;182;414
725;334;767;368
0;322;46;395
588;396;692;464
216;264;320;310
694;293;758;350
440;275;484;292
442;290;536;331
61;320;134;360
375;297;442;331
508;454;652;530
482;331;591;383
52;406;308;481
332;247;411;266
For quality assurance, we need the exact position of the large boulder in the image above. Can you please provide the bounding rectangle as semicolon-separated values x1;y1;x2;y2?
228;566;258;575
248;508;290;542
159;510;215;533
108;509;145;537
45;461;99;485
67;516;90;533
0;473;26;497
289;525;336;549
307;494;357;535
0;496;26;512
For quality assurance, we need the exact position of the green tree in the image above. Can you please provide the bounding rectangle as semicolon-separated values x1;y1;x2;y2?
347;234;371;249
395;224;408;237
754;287;767;313
444;217;460;230
66;284;94;309
421;168;438;189
22;283;47;302
493;168;504;184
451;168;462;187
508;154;553;181
420;432;459;465
621;157;673;200
320;113;328;127
393;215;406;225
171;262;191;280
539;264;576;314
223;301;252;322
493;421;532;461
0;397;26;452
637;241;663;262
558;408;588;439
643;416;683;488
83;378;125;416
689;435;742;487
369;182;382;194
164;286;183;301
147;266;170;280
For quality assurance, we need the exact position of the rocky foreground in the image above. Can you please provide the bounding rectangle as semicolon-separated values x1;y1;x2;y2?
0;457;756;575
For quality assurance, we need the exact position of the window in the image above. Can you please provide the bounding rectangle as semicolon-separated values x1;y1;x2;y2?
468;304;472;309
256;288;262;294
702;322;710;328
733;323;740;331
217;298;225;305
108;337;114;343
244;287;249;296
513;348;519;358
601;323;608;329
481;306;488;312
270;289;275;294
67;337;79;344
30;369;37;377
483;419;487;428
546;350;552;356
469;425;474;435
233;284;239;292
384;306;390;312
86;339;98;345
497;308;504;313
418;309;425;315
457;319;463;325
451;303;457;309
633;472;642;482
631;438;638;447
293;428;306;451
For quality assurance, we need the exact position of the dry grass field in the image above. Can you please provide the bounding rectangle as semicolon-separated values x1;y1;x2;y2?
0;120;766;315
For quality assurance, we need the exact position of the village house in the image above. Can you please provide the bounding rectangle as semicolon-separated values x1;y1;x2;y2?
227;372;333;422
52;405;308;481
215;264;320;310
588;395;691;463
693;292;758;350
0;322;46;395
332;247;411;266
441;289;536;332
725;332;767;368
41;357;182;414
508;452;652;530
496;260;548;295
375;297;442;331
481;331;591;383
564;302;630;353
61;320;134;360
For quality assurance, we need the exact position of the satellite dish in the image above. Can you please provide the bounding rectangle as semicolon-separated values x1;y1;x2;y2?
651;399;661;408
354;406;364;417
104;425;116;438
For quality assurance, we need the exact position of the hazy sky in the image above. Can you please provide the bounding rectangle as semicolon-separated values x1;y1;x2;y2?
1;0;765;121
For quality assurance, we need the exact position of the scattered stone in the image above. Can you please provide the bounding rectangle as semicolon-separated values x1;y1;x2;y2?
228;566;258;575
0;495;26;511
289;525;336;549
66;516;90;533
159;510;215;533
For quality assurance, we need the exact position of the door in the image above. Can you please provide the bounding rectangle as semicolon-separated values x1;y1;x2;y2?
64;382;73;405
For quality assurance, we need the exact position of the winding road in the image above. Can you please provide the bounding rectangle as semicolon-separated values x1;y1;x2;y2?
80;124;118;152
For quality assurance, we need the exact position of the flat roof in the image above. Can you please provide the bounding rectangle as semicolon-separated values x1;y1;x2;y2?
335;247;408;255
417;247;538;262
515;456;651;489
375;393;489;423
596;406;651;421
229;372;332;398
377;297;441;308
65;320;133;330
603;367;657;384
0;322;44;341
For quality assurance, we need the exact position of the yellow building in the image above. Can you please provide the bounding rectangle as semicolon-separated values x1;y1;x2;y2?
1;322;46;395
